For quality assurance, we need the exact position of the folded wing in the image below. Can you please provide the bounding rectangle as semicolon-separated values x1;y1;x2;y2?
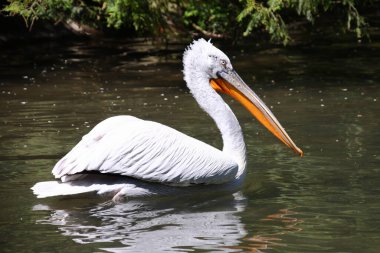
52;116;238;186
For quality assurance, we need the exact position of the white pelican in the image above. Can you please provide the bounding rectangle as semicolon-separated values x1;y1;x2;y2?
32;39;303;202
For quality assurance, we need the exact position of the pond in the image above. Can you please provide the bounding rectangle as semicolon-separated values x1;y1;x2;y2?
0;38;379;252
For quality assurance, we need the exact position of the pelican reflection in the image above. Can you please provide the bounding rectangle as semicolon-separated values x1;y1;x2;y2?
35;192;247;252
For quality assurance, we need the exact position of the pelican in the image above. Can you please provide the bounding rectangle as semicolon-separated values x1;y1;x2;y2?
32;39;303;202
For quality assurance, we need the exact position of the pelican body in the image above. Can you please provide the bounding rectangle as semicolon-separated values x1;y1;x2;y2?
32;39;303;202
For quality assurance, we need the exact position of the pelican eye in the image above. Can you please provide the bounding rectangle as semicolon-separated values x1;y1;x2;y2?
221;60;227;67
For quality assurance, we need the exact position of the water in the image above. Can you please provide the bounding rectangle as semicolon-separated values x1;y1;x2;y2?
0;39;379;252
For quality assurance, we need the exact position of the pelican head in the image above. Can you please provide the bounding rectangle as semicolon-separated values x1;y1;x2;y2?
183;38;303;156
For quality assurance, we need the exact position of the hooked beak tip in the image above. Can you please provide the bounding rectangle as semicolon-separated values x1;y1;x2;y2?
297;148;304;157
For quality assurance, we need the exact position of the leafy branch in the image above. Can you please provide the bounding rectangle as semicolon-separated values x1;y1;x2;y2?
1;0;371;44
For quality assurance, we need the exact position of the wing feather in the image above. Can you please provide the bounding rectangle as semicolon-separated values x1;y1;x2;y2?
53;116;238;185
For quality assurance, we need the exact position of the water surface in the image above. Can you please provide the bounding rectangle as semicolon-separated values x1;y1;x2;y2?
0;39;379;252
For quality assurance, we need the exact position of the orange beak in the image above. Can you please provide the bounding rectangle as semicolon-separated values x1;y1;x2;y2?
210;70;303;157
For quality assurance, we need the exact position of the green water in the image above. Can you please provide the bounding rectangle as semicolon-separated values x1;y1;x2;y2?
0;39;379;252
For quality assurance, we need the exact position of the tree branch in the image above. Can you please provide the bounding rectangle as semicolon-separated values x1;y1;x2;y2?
191;23;226;38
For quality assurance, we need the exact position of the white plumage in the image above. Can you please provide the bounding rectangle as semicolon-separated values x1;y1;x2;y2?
52;116;238;185
32;38;302;201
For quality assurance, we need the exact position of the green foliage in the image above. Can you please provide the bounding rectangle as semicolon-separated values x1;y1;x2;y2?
182;1;239;36
238;0;290;44
101;0;155;31
286;0;368;38
1;0;372;44
2;0;162;34
3;0;75;26
237;0;369;44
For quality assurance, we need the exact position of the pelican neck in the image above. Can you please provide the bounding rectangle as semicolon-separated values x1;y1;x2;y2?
185;73;247;178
